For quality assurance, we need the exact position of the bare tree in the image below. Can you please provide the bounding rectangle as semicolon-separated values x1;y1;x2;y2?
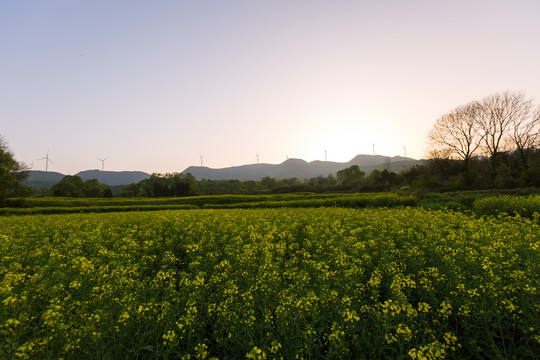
508;103;540;169
427;91;540;175
426;101;483;169
476;91;532;171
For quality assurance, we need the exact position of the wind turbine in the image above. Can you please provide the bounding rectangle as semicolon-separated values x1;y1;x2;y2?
200;155;204;167
403;146;407;158
256;153;259;164
98;158;107;171
325;149;327;162
39;151;53;172
372;144;376;156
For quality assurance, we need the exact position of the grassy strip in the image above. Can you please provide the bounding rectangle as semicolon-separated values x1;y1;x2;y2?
419;188;540;211
204;193;417;209
0;204;198;216
1;193;417;215
5;193;350;208
472;194;540;219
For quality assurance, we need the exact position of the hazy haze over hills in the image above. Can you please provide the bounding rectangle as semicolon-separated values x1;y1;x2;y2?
24;155;422;186
25;170;151;187
182;155;421;181
75;170;151;186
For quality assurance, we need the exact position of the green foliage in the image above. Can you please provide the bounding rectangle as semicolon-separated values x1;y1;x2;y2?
0;193;416;216
0;203;198;215
403;149;540;192
122;173;199;197
417;190;540;214
0;135;29;205
1;208;539;358
337;165;365;186
472;195;540;219
118;170;404;198
50;176;112;198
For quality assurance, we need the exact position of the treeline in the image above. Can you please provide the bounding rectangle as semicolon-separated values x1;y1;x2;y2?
403;148;540;192
50;175;113;198
119;166;405;197
38;148;539;199
117;148;539;198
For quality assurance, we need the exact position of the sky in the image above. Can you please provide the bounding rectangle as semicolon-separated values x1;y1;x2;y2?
2;0;540;175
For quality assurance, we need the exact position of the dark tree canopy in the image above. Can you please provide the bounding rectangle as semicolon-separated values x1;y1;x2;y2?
336;165;365;186
122;173;200;197
51;175;112;198
0;135;29;205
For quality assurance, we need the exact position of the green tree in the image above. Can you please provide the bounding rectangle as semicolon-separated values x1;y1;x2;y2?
0;135;29;205
121;182;142;197
51;176;112;197
336;165;365;186
51;175;84;197
124;173;200;197
261;176;277;190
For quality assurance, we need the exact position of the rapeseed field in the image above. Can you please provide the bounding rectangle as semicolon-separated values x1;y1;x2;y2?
1;207;539;359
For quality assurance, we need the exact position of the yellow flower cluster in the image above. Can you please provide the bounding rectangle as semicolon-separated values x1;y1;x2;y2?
1;206;539;358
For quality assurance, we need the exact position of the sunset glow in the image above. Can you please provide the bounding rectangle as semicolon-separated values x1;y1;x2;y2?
2;1;539;174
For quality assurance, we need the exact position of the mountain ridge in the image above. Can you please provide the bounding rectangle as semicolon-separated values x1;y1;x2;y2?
23;155;423;187
182;155;422;181
24;170;152;188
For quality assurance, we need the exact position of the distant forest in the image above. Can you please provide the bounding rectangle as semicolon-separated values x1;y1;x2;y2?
3;146;540;200
10;134;533;198
117;148;539;197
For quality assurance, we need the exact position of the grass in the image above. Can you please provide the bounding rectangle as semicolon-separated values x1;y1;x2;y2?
1;193;417;215
472;194;540;219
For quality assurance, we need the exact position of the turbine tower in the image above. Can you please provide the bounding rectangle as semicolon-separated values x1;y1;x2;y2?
39;151;53;172
98;158;107;171
256;153;259;164
325;149;327;162
403;146;407;158
373;144;375;156
200;155;204;167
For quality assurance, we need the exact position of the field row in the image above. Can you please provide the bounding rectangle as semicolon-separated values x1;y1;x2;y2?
1;207;539;359
3;193;540;220
0;193;416;216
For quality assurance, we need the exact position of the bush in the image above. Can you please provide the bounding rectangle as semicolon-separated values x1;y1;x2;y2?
4;197;29;208
472;195;540;219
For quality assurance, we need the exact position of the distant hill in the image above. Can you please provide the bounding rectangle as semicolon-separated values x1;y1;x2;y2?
24;170;151;187
75;170;150;186
22;155;422;188
182;155;423;181
23;171;65;188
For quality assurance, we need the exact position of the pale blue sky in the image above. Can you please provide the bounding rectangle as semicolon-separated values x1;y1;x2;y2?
2;1;540;174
